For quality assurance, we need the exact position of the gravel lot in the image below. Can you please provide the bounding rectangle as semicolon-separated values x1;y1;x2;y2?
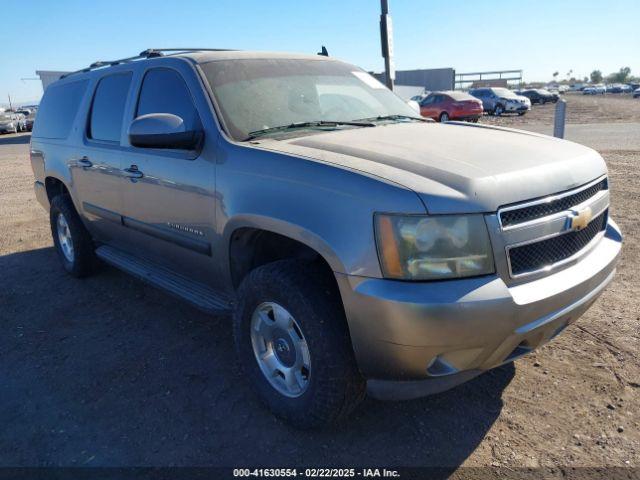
480;91;640;127
0;94;638;473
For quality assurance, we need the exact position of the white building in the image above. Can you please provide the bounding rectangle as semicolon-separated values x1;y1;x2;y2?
36;70;71;91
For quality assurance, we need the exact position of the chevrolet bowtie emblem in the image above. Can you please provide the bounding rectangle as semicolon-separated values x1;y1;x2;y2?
570;207;592;231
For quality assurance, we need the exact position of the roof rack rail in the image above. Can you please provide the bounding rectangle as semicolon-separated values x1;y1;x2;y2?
61;48;236;79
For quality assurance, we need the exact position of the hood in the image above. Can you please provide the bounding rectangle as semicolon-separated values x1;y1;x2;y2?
254;122;607;214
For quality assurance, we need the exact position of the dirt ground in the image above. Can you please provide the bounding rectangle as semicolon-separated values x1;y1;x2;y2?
0;94;638;474
480;92;640;127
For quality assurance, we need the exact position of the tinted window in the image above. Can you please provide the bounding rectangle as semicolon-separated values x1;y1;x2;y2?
32;80;88;139
136;68;200;130
421;95;435;105
89;72;132;142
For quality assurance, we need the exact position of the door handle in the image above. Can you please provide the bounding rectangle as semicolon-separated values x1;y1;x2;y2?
77;157;93;168
123;165;144;179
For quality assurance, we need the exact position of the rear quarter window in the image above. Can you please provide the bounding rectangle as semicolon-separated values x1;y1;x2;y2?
32;79;89;139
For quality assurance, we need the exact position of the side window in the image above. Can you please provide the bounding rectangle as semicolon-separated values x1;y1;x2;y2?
32;79;89;139
89;72;132;142
136;68;200;130
421;95;434;105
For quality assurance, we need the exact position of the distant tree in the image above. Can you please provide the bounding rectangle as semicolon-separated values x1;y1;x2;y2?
553;71;559;82
590;70;603;83
583;76;589;83
609;67;631;83
567;69;573;80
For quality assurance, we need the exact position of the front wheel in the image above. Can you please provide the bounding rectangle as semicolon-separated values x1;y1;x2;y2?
494;104;504;116
233;259;365;429
439;112;449;122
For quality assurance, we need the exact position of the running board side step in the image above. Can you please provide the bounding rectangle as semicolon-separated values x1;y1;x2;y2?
95;245;232;314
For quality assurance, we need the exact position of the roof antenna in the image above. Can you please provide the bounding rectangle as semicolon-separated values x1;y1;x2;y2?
317;46;329;57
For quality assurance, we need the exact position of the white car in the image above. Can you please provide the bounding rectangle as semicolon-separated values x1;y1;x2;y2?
633;88;640;99
583;85;606;95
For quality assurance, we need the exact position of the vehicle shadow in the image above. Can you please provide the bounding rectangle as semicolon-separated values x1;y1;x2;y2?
0;133;31;145
0;246;513;472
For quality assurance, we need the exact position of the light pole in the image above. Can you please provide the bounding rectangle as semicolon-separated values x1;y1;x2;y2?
380;0;395;90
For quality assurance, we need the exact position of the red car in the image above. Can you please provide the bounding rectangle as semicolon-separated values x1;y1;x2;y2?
419;91;483;122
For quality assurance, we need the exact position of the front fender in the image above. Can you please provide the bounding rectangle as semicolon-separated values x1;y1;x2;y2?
215;141;426;281
223;214;346;273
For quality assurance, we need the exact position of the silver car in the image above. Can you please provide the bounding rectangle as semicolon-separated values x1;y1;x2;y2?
30;49;621;428
469;87;531;115
0;112;21;133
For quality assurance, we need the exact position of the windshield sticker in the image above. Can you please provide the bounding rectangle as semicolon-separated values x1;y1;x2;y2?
352;71;386;89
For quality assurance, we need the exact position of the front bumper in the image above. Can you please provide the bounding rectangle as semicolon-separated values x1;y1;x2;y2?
336;219;622;400
505;103;529;112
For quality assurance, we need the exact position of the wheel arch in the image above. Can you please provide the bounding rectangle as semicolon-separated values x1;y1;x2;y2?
44;175;71;202
224;215;346;291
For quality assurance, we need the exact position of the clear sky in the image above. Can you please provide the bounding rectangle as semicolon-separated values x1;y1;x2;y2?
1;0;638;104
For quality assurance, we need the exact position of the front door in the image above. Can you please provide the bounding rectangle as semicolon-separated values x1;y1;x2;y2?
119;66;218;288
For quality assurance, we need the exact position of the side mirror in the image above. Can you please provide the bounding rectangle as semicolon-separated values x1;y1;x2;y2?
128;113;202;150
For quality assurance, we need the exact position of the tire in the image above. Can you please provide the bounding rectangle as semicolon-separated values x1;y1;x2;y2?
50;194;97;277
233;259;365;429
493;104;504;116
518;111;526;116
439;112;449;122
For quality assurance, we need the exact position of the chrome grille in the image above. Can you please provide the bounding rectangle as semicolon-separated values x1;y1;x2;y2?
508;210;608;276
500;178;608;228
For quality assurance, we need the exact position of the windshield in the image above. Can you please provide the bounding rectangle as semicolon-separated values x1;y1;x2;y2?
492;88;519;99
200;58;419;141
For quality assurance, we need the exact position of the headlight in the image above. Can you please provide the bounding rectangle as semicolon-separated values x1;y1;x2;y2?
375;214;495;280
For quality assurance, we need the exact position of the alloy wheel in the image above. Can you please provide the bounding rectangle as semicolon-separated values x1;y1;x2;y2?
56;212;74;262
250;302;311;397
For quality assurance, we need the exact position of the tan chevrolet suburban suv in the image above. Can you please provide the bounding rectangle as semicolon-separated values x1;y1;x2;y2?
31;48;622;428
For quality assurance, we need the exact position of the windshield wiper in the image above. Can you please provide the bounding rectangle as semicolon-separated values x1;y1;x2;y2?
245;120;375;141
356;114;428;123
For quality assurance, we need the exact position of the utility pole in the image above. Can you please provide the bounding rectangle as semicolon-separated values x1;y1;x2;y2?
7;94;13;111
380;0;395;90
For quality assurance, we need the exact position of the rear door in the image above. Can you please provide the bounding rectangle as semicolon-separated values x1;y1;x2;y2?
72;72;133;242
118;65;218;287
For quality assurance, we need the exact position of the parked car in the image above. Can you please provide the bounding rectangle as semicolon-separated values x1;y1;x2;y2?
410;92;430;103
419;90;483;122
31;49;622;428
606;84;625;94
468;87;530;115
583;84;606;95
0;112;23;133
25;112;36;131
517;89;558;104
634;88;640;98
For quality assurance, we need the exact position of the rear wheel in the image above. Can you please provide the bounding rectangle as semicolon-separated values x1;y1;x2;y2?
439;112;450;122
233;259;365;429
50;194;97;277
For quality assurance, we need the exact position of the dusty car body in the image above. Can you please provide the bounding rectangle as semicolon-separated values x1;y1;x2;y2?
30;49;621;427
